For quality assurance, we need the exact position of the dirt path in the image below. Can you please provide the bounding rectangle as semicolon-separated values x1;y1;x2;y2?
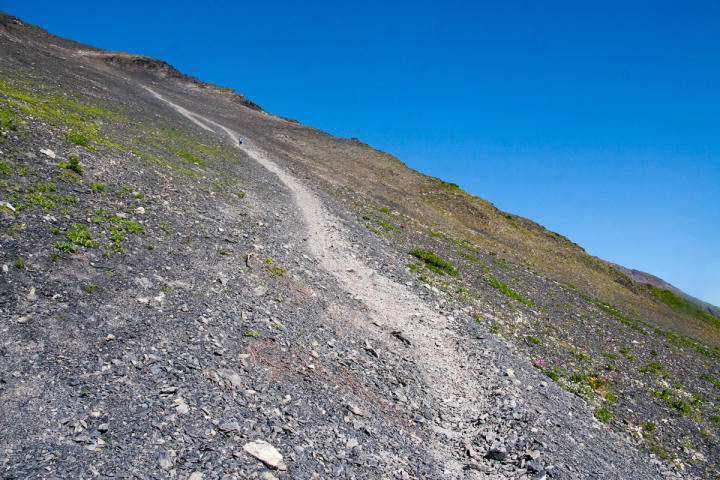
144;87;503;477
143;87;677;480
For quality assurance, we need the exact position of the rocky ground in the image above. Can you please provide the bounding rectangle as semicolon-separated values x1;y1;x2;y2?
1;11;718;480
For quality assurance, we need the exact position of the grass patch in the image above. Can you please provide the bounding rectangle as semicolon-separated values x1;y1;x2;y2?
492;258;511;270
700;373;720;390
643;284;720;328
375;219;396;231
486;276;533;306
65;131;90;148
456;250;478;262
409;248;457;276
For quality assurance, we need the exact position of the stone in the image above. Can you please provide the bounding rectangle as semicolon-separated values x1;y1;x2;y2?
219;369;243;387
347;402;369;417
243;440;287;470
218;420;241;433
175;400;190;415
532;470;548;480
158;451;174;470
40;148;56;159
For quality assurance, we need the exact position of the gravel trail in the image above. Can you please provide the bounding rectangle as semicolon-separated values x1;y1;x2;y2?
144;87;678;480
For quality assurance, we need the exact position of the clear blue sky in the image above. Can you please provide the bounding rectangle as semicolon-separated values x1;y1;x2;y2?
4;1;719;306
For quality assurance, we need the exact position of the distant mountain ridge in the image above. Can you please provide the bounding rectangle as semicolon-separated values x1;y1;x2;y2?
608;261;720;319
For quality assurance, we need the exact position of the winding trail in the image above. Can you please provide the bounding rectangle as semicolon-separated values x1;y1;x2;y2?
144;87;674;480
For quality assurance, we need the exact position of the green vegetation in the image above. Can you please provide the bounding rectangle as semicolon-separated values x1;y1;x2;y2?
264;258;286;277
582;295;649;335
456;250;478;262
65;223;97;248
492;258;511;270
375;219;396;231
486;276;533;306
0;75;117;150
526;335;542;345
58;155;83;175
81;284;100;293
595;407;612;423
641;421;656;432
409;248;458;276
643;284;720;328
652;389;692;415
700;373;720;390
640;361;666;375
439;180;461;192
13;258;24;269
53;241;77;253
244;330;260;338
65;131;90;148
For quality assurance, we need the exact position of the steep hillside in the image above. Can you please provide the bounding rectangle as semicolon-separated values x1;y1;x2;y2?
1;12;719;479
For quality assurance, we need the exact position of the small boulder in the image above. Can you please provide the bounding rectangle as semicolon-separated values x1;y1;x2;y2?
243;440;287;470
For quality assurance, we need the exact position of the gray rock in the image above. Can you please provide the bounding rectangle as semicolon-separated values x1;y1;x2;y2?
243;440;287;470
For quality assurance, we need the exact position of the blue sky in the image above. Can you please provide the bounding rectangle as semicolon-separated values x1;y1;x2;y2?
4;1;719;306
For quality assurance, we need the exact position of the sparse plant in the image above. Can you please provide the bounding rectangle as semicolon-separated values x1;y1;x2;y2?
59;154;83;175
13;258;24;269
409;248;457;276
66;223;97;248
53;241;77;253
486;276;533;306
66;131;89;147
595;407;612;423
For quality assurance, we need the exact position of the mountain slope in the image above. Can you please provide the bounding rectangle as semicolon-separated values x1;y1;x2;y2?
1;12;718;479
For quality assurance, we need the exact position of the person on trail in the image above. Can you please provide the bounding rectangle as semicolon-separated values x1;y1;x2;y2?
238;137;243;145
